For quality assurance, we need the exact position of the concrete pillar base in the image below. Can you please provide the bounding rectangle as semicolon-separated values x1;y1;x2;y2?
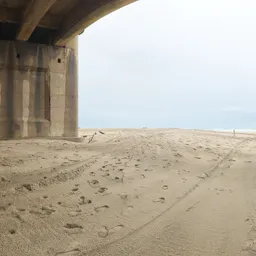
0;38;78;139
0;136;84;143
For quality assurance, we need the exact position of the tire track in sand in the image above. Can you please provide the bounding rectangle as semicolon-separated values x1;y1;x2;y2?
82;138;252;256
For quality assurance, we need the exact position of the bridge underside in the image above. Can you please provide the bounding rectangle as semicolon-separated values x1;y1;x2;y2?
0;0;136;139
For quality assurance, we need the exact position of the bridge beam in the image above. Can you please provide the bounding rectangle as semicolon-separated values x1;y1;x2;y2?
16;0;57;41
0;7;61;29
54;0;136;46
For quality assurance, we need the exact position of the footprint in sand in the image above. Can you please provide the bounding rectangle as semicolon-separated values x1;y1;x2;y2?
29;206;55;217
213;188;225;195
68;209;82;217
197;173;208;179
64;224;83;234
41;206;56;215
11;210;23;222
0;203;7;211
17;208;26;212
9;229;16;235
22;184;33;191
122;206;134;215
109;225;124;235
1;176;9;182
88;180;100;188
94;205;109;213
97;187;108;194
118;193;128;200
181;178;187;183
98;225;124;238
98;226;109;238
162;185;168;190
71;187;79;192
64;223;83;229
153;197;165;203
79;196;92;205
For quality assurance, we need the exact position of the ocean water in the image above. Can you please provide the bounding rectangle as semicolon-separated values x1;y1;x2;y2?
212;129;256;133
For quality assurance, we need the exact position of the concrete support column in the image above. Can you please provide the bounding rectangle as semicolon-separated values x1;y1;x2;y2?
63;37;78;137
0;37;78;139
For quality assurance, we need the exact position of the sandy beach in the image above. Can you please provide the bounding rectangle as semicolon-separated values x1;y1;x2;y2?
1;128;256;256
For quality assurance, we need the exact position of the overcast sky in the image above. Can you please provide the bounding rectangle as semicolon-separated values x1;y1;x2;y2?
78;0;256;129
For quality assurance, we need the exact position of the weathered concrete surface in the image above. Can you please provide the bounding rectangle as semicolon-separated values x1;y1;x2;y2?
0;38;78;139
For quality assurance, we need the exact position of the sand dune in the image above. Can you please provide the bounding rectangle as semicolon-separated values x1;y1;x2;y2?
1;129;256;255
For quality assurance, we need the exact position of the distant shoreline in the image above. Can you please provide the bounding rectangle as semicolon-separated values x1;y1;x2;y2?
212;129;256;133
79;128;256;133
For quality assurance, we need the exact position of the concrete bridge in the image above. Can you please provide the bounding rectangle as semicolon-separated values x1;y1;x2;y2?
0;0;137;139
